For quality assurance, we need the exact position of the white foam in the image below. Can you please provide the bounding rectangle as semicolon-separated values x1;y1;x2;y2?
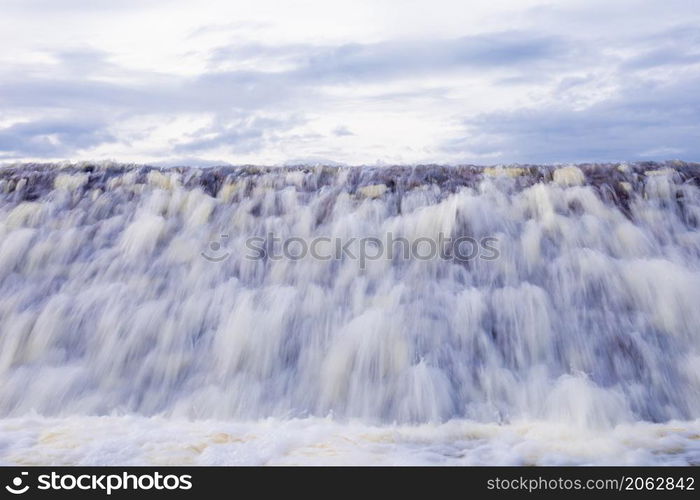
0;416;698;465
358;184;388;198
552;166;585;186
54;173;89;191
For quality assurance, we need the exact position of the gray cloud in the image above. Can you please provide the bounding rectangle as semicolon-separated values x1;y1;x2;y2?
0;72;301;119
621;23;700;69
174;114;305;154
624;48;700;70
444;74;700;163
333;126;354;137
50;49;119;76
308;34;569;78
208;31;575;82
0;118;116;158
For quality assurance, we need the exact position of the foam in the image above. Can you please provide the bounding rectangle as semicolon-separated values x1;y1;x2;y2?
0;416;698;465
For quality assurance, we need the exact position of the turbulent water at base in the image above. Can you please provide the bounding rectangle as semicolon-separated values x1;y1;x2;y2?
1;161;700;440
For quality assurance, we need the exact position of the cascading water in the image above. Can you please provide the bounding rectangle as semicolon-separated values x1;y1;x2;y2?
1;161;699;465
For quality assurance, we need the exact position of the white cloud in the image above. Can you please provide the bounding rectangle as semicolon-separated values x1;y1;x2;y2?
0;0;699;164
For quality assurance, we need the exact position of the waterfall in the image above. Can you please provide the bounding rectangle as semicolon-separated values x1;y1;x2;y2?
1;161;699;431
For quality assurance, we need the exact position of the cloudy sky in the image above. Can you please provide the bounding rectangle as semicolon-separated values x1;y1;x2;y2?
1;0;699;165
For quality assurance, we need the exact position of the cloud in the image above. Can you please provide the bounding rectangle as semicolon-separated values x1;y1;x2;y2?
309;32;568;78
0;118;116;158
0;71;310;128
333;126;354;136
173;114;305;154
0;31;571;109
0;30;573;159
443;74;700;163
620;23;700;69
1;1;699;163
208;31;573;82
1;0;163;12
50;48;118;75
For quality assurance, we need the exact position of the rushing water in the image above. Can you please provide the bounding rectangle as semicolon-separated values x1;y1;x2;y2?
0;162;699;464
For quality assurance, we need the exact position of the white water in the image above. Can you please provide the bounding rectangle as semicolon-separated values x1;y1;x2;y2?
1;416;699;465
0;162;699;464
